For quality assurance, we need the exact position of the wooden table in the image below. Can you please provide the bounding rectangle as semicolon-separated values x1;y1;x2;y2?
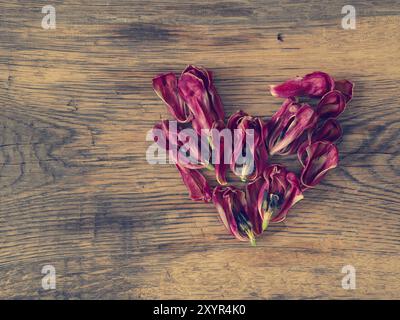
1;0;399;299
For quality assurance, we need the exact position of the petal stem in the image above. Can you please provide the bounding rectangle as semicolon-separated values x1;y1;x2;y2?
205;163;214;171
262;210;273;231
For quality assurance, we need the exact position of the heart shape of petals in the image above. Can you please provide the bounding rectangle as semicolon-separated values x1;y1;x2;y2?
152;66;353;245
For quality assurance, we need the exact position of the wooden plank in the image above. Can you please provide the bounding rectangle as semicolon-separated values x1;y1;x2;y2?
0;0;399;299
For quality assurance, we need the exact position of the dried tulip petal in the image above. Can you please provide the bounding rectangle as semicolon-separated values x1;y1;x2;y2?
298;141;339;188
176;164;212;202
153;73;192;123
270;72;335;98
316;90;346;120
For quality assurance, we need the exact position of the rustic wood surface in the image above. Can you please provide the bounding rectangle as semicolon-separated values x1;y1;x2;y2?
0;0;399;300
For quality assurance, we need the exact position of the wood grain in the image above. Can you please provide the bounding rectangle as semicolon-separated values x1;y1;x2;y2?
0;0;399;299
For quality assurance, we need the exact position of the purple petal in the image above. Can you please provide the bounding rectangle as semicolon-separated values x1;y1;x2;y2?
257;165;303;227
178;72;215;132
268;103;317;156
212;186;256;244
316;90;346;119
270;72;334;98
334;79;354;102
153;73;192;123
176;164;212;202
228;111;265;181
312;119;342;144
298;141;339;188
302;72;335;97
271;172;303;223
183;65;225;121
245;177;264;235
178;66;224;134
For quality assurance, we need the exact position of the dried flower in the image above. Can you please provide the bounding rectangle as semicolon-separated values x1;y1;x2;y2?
257;165;303;229
310;119;342;144
316;90;346;120
228;111;267;181
298;141;339;189
213;186;260;245
178;65;225;135
334;79;354;102
245;177;264;236
176;164;212;202
265;99;317;156
270;72;335;98
153;73;192;123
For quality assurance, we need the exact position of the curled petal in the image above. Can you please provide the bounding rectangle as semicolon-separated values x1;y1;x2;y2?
270;72;335;98
257;165;303;227
301;72;335;97
176;164;212;202
213;186;256;245
267;102;317;156
297;119;342;163
178;65;224;134
297;119;342;162
262;165;288;193
316;90;346;120
273;172;303;223
228;111;265;181
227;110;248;130
298;141;339;189
312;119;342;144
153;73;192;123
270;77;303;98
178;73;214;132
245;177;264;235
182;65;225;120
212;186;234;232
238;116;264;147
334;79;354;102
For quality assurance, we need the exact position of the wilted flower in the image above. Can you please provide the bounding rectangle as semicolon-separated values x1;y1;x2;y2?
316;90;346;120
213;186;260;245
153;73;192;123
257;165;303;229
296;119;342;159
178;65;225;135
265;98;317;156
309;119;342;144
298;141;339;189
270;72;335;98
176;164;212;202
245;177;264;236
227;111;267;181
334;79;354;102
